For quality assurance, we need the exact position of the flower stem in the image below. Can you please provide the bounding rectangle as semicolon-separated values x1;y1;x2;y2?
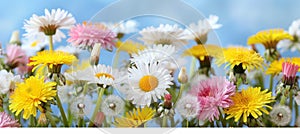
280;95;287;105
55;94;69;127
162;116;168;127
295;101;299;124
186;120;189;128
269;75;274;91
189;57;197;78
49;35;54;52
46;111;57;127
88;87;105;127
173;84;184;106
289;91;293;110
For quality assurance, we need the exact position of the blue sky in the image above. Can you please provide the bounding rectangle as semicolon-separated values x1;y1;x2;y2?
0;0;299;57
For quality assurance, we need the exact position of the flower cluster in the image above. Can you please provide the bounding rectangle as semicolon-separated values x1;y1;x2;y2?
0;8;300;128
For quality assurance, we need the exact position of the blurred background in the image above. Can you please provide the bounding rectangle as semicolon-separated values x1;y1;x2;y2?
0;0;299;59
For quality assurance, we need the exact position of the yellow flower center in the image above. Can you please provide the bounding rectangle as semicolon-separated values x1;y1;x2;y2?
95;73;114;80
139;75;159;92
30;41;38;47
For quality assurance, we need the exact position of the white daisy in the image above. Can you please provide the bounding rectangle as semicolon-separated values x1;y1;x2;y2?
127;62;173;107
278;19;300;52
176;95;200;119
269;104;292;126
103;20;138;35
101;95;125;117
139;24;188;48
130;44;176;64
0;70;22;94
21;39;47;56
184;15;222;44
70;95;93;119
23;8;76;43
81;64;123;88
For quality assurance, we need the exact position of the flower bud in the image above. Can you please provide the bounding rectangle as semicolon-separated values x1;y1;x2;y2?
90;43;101;65
37;113;47;126
9;30;21;46
178;67;188;84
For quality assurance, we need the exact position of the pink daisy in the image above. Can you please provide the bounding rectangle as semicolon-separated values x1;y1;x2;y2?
282;62;299;85
6;44;28;70
0;112;20;127
68;23;117;51
189;76;235;121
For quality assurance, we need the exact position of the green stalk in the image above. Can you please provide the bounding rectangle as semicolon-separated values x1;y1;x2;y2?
289;91;293;110
186;120;189;128
88;87;105;127
29;115;36;127
189;57;197;78
269;75;274;91
67;103;73;126
173;84;184;106
295;102;299;125
162;116;168;127
82;83;89;95
49;35;54;51
45;111;56;127
55;94;69;127
280;95;287;105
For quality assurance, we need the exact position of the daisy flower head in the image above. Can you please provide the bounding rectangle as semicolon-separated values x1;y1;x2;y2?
138;24;188;49
81;64;122;88
5;44;28;70
101;95;125;117
215;47;264;72
225;87;274;123
29;50;77;73
269;105;292;126
0;70;22;94
184;15;222;44
176;95;200;119
9;75;57;119
189;76;235;121
0;112;20;127
130;44;176;65
127;61;173;107
24;8;76;43
282;62;299;85
114;106;155;127
278;19;300;52
68;22;117;51
56;45;82;57
21;39;48;56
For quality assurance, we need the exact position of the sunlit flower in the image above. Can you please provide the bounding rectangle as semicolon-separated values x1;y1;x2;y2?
5;44;28;70
114;107;155;127
189;77;235;121
28;50;77;73
130;44;176;64
9;75;57;119
266;58;300;75
101;95;125;117
68;23;116;51
116;40;145;55
126;62;173;107
183;44;222;61
278;19;300;52
248;29;293;49
24;8;76;43
139;24;188;48
0;70;22;94
269;105;292;126
0;112;20;127
215;47;264;71
225;87;274;123
176;95;200;119
184;15;222;44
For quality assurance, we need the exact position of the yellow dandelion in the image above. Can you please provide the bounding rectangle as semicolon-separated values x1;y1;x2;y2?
215;47;264;71
29;50;77;72
9;75;57;119
116;40;145;55
183;44;222;61
247;29;293;49
114;106;155;127
266;57;300;75
225;87;274;123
